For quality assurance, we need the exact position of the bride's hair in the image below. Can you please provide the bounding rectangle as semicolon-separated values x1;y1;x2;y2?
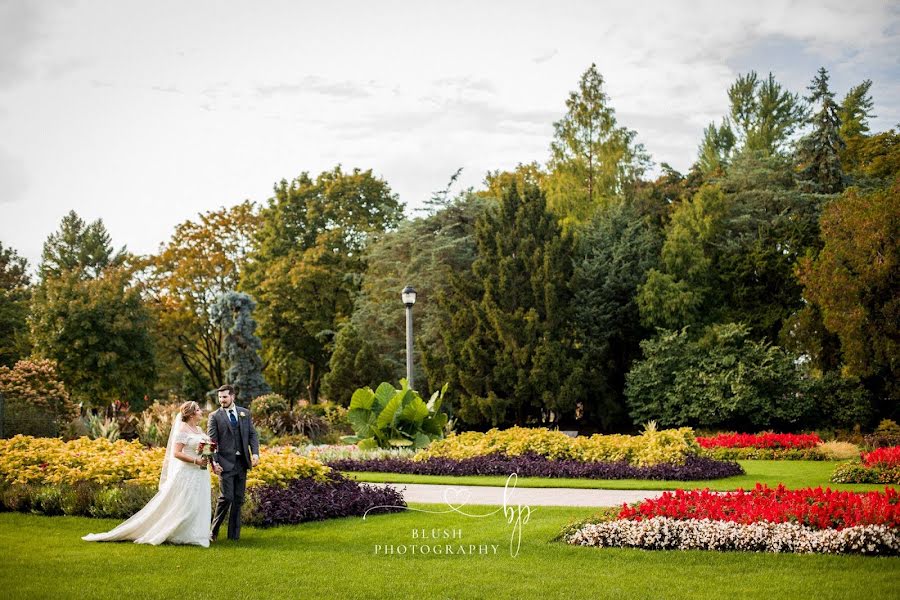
179;401;201;420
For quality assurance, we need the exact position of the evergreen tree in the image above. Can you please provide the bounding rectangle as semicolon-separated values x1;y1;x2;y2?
726;71;808;156
638;156;821;343
797;181;900;417
696;119;736;175
440;182;581;427
0;242;31;367
838;80;875;140
573;201;662;430
211;291;270;405
39;210;125;281
546;63;649;229
31;213;154;408
323;186;487;406
795;67;844;193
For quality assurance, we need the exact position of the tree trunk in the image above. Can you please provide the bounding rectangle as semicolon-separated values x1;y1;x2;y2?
307;363;319;404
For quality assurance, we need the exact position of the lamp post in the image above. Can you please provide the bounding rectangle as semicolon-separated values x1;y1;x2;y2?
401;286;417;390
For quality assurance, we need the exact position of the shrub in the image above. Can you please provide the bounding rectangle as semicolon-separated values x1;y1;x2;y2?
89;484;159;519
301;401;353;441
0;435;329;489
268;410;329;442
0;359;77;437
0;482;35;512
135;401;177;447
328;453;743;481
59;482;96;516
831;445;900;485
268;433;311;447
252;393;289;421
803;373;874;429
243;448;329;488
700;446;828;460
256;397;348;444
865;419;900;449
246;471;406;527
303;444;415;463
343;381;448;450
33;485;64;515
416;425;701;467
625;324;811;430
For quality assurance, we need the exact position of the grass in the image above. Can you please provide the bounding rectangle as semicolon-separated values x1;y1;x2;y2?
2;505;897;599
341;460;898;492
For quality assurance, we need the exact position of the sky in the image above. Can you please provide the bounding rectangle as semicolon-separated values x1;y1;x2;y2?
1;0;898;268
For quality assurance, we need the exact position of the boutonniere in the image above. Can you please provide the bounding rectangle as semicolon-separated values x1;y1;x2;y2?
239;412;247;418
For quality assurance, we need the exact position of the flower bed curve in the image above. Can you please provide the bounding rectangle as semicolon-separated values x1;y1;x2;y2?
564;484;900;555
328;453;743;481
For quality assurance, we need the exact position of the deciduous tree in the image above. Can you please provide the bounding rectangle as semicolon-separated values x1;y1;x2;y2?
243;167;404;404
142;201;259;396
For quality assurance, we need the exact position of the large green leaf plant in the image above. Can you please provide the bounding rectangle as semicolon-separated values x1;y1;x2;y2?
342;380;448;449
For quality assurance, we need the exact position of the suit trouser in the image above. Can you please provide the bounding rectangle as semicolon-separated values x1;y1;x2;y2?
212;458;247;540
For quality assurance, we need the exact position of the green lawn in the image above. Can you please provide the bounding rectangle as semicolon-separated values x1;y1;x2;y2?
1;506;897;599
341;460;898;492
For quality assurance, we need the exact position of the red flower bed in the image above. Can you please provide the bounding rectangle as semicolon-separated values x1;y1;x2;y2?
863;446;900;468
618;484;900;530
696;432;821;449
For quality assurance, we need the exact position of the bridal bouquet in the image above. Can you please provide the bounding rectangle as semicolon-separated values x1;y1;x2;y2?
197;440;217;470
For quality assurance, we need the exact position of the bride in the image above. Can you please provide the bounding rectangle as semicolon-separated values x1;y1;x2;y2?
83;401;213;547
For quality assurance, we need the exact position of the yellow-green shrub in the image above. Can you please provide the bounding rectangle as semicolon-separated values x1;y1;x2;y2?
414;426;700;466
0;435;329;490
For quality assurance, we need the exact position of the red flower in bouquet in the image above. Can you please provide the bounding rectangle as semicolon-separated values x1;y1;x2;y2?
196;440;217;470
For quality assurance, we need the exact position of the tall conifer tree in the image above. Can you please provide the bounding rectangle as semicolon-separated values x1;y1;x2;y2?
795;67;844;193
440;183;581;426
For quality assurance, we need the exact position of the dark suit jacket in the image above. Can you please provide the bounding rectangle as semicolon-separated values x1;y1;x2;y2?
207;405;260;472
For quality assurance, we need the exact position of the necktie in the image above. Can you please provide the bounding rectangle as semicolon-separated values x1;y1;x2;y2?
229;410;237;427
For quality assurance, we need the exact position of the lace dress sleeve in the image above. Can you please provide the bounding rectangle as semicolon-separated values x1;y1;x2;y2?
174;428;190;445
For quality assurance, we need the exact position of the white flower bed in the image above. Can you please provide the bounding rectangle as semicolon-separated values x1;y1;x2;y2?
567;517;900;555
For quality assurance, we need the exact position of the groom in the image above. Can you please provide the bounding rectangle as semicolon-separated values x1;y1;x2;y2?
208;384;259;541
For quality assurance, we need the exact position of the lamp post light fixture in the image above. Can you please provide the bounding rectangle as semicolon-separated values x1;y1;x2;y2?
401;286;417;390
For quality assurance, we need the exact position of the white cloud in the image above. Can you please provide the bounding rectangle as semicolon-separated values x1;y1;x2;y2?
0;0;897;266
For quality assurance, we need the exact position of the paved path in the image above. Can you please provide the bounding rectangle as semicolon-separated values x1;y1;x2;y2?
367;482;666;507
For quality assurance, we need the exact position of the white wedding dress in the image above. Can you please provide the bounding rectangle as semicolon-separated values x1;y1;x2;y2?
82;423;212;547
